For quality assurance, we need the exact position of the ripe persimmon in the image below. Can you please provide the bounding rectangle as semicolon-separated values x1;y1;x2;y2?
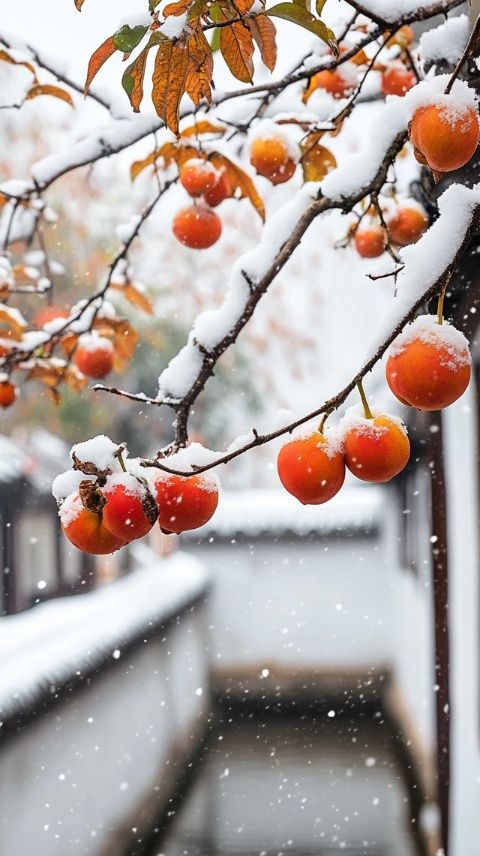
0;380;17;409
61;492;126;554
172;205;222;249
381;65;416;97
410;102;480;172
180;159;218;198
74;334;114;379
250;135;296;184
154;473;219;534
102;476;157;541
33;306;69;329
277;431;345;505
386;315;471;411
307;69;354;99
354;226;386;258
203;170;233;207
343;413;410;483
387;206;428;246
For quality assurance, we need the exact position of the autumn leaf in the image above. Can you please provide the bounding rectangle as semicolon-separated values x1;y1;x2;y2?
163;0;192;14
84;36;117;96
219;14;254;83
74;0;85;9
122;44;152;112
110;282;154;315
26;84;74;107
0;304;28;338
151;40;190;135
180;120;226;137
94;318;138;362
185;27;213;106
266;3;336;50
248;14;277;72
300;134;336;181
130;142;201;180
0;49;38;82
113;24;148;54
209;152;265;220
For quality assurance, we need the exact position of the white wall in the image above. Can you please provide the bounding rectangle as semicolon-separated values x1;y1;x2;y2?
444;381;480;856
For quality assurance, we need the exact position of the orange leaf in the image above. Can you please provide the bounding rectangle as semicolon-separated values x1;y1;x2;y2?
248;14;277;72
163;0;191;14
0;49;38;82
151;40;190;135
84;36;117;95
74;0;85;9
122;45;150;112
300;136;336;182
27;84;74;107
185;27;213;106
110;282;154;315
180;120;226;137
130;141;201;180
219;16;254;83
209;152;265;220
0;304;28;338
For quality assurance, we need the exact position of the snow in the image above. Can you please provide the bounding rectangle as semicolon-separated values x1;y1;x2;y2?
248;118;301;163
0;552;208;718
151;443;221;491
77;332;114;354
58;490;84;526
388;314;471;367
357;0;445;22
69;434;122;471
52;469;94;502
339;405;407;440
419;15;469;68
181;485;382;539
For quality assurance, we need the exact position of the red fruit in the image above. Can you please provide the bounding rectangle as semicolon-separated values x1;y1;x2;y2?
277;431;345;505
386;316;471;411
0;380;17;409
387;206;428;246
410;102;480;172
74;335;114;379
180;159;218;198
354;226;386;258
154;474;219;534
33;306;69;329
250;135;290;178
307;69;354;99
102;477;157;541
61;492;126;555
381;65;416;97
203;171;233;207
343;414;410;483
269;158;297;185
172;205;222;250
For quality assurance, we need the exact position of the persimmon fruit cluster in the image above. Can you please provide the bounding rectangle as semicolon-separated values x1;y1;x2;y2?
173;159;233;250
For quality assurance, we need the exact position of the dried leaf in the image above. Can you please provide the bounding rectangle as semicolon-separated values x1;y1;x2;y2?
185;27;213;106
74;0;85;9
26;84;74;107
110;282;154;315
0;49;38;82
84;36;117;96
248;14;277;72
151;40;190;135
94;318;138;361
180;120;226;137
300;136;336;182
219;14;254;83
209;152;265;220
130;141;201;180
122;44;151;112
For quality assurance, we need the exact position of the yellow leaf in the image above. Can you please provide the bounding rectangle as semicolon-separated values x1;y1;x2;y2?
209;152;265;220
219;15;254;83
300;136;336;182
180;120;226;137
130;142;201;180
185;27;213;106
84;36;117;95
93;318;138;361
152;40;190;135
110;282;154;315
163;0;191;14
0;304;28;338
0;49;38;82
248;14;277;72
26;84;74;107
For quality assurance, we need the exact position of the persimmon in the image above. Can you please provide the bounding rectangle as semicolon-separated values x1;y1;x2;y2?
386;315;471;411
0;380;17;409
387;206;428;246
277;431;345;505
386;25;414;49
410;102;480;172
172;205;222;249
354;226;386;258
250;135;296;183
102;475;158;541
61;491;126;555
33;305;69;329
306;69;354;99
203;171;233;207
179;159;218;198
154;473;219;534
381;65;416;97
343;413;410;483
74;334;114;379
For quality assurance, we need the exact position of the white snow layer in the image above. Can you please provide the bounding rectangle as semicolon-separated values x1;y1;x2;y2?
419;15;469;67
0;552;208;718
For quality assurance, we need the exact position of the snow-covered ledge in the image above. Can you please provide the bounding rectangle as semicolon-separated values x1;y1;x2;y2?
0;549;209;725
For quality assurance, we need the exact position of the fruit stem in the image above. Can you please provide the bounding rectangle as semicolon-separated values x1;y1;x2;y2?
318;411;329;433
116;449;127;473
357;378;373;420
437;273;451;326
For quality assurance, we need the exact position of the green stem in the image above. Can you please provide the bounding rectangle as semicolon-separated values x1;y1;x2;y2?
357;378;373;420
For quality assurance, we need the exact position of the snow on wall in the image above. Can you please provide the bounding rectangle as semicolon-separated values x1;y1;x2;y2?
0;550;209;719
